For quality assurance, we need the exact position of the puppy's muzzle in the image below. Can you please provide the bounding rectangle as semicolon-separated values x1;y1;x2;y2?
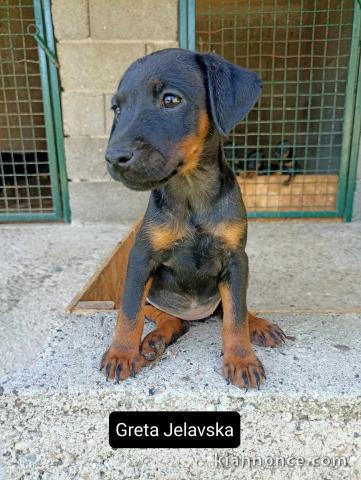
105;143;180;191
105;148;134;168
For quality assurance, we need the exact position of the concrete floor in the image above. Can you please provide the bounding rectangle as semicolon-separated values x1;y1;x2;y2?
0;221;361;479
0;223;129;378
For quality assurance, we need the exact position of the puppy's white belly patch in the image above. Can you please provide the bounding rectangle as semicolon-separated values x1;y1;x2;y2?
146;296;221;321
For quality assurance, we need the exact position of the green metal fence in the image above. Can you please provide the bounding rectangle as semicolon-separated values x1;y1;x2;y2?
0;0;69;222
180;0;361;219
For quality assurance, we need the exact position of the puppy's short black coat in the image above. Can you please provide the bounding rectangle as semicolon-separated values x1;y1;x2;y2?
101;48;287;389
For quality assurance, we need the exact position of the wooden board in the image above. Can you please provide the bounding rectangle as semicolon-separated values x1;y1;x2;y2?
65;219;141;315
237;174;338;212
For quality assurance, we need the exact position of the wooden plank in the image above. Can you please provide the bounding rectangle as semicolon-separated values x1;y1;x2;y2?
65;218;142;314
237;174;338;212
248;217;342;223
73;301;116;315
76;301;115;310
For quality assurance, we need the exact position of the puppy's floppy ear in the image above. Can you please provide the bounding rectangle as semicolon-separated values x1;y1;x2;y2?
197;52;262;136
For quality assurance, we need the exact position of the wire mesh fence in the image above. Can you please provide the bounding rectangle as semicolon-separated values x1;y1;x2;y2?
196;0;355;214
0;0;55;217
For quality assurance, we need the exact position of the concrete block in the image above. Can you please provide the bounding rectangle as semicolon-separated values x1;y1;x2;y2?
65;137;108;181
68;181;149;223
1;312;361;479
57;42;145;92
89;0;178;41
52;0;89;40
62;92;104;136
145;41;179;55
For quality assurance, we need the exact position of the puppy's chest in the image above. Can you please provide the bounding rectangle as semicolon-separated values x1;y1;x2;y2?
162;224;225;277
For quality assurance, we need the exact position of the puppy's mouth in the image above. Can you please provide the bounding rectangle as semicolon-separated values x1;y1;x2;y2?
106;146;182;191
109;164;180;191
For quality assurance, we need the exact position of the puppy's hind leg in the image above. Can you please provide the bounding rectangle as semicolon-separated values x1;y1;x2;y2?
141;305;190;362
248;312;293;348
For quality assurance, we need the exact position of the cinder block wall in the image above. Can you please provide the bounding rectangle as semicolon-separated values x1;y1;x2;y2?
52;0;178;223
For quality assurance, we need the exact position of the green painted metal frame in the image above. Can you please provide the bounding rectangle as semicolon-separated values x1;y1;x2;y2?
33;0;61;220
344;5;361;221
179;0;361;220
337;1;361;221
42;0;71;223
179;0;196;50
0;0;70;222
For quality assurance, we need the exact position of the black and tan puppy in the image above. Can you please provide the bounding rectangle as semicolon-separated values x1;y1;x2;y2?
101;48;286;389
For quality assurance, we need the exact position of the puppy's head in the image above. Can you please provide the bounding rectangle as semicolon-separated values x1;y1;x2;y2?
105;48;262;190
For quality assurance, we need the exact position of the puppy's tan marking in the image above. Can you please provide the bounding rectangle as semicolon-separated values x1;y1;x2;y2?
178;111;210;176
220;283;265;389
100;277;153;381
147;222;187;251
212;220;247;249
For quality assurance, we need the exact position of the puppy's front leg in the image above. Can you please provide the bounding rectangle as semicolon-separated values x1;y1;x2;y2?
100;247;152;382
219;250;265;389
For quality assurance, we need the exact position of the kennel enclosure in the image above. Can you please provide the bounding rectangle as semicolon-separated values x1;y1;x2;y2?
1;0;361;222
181;0;361;219
0;0;69;222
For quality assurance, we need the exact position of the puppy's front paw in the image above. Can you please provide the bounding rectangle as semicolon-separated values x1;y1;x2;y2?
223;351;265;390
100;345;146;382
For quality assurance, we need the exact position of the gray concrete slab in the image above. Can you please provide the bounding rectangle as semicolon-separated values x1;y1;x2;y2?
0;312;361;479
0;223;128;378
246;221;361;313
2;310;361;398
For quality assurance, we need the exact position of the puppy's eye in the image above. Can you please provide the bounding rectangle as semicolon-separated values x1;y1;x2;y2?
111;105;121;116
162;93;182;108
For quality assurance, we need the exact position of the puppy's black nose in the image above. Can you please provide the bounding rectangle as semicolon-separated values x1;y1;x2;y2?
105;149;133;166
